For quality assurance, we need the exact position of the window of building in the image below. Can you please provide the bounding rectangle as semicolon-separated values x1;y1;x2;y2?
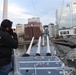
66;31;69;34
74;29;76;34
63;31;66;34
60;32;62;35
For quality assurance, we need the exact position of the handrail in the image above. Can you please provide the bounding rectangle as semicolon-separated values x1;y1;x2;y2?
14;49;21;75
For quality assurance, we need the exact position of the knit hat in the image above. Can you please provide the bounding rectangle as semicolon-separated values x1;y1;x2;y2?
1;19;13;28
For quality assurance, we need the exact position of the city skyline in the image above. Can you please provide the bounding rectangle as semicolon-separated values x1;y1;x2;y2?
0;0;70;28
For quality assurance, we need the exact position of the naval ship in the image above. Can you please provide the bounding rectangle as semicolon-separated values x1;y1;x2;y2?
8;35;76;75
2;0;76;75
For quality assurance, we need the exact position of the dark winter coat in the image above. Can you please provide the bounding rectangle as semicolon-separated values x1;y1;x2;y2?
0;28;18;66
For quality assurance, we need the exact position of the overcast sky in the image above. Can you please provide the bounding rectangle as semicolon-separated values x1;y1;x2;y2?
0;0;71;28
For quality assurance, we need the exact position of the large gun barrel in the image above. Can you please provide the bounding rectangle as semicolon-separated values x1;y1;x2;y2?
24;37;34;56
42;36;45;46
46;36;51;56
36;36;41;56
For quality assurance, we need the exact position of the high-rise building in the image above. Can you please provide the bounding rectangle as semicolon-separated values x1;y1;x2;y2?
16;24;24;45
54;25;59;37
24;17;42;40
48;23;54;37
16;24;24;36
56;0;76;28
48;23;59;37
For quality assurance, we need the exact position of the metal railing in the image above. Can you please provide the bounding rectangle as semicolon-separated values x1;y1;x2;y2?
14;49;21;75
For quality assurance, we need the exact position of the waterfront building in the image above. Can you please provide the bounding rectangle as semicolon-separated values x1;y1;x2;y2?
24;17;43;40
48;23;59;37
59;26;76;36
54;25;59;37
16;24;24;45
16;24;24;36
48;23;54;37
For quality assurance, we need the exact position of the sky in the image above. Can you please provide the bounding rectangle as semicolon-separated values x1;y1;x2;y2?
0;0;70;28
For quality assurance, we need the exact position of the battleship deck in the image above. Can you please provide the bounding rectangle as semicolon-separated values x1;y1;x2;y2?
18;56;66;75
12;36;74;75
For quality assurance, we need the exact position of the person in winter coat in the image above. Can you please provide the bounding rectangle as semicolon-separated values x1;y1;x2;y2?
0;19;18;75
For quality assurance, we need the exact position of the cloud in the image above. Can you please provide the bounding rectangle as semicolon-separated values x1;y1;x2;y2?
8;3;34;19
41;16;56;25
7;3;56;26
0;1;34;25
0;0;71;27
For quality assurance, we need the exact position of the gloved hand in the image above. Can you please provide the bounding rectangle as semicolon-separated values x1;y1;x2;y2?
8;29;13;35
12;29;16;33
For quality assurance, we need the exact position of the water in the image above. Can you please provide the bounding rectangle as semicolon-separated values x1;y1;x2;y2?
17;45;26;56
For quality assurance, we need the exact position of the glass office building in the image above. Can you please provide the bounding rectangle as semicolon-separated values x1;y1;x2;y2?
56;1;76;28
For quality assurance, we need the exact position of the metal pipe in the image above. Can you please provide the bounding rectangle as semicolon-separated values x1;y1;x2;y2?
36;36;41;56
46;36;51;56
42;37;45;46
25;37;34;56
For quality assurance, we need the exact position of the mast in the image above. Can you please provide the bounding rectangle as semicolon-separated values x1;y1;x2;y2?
3;0;8;20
